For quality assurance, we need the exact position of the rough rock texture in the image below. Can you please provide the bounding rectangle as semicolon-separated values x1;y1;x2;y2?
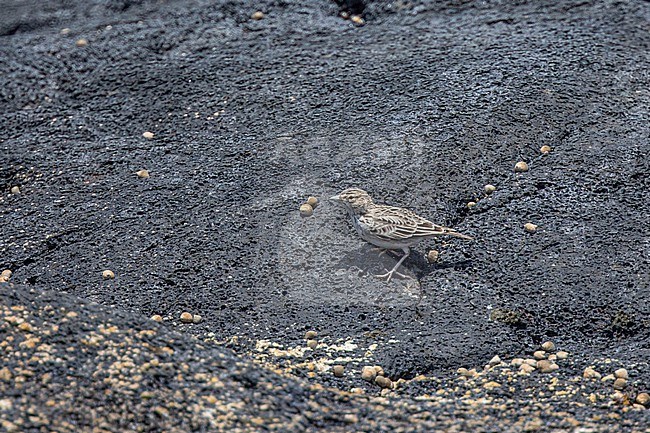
1;285;648;432
1;0;649;430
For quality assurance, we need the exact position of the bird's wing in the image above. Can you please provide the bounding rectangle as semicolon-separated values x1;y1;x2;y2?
360;206;450;241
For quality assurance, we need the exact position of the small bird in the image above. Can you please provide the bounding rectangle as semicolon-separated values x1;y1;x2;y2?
330;188;472;282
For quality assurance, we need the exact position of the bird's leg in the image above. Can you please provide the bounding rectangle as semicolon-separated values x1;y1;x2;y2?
375;247;411;282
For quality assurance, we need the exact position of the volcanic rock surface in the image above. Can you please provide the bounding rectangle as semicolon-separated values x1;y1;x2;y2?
1;0;649;431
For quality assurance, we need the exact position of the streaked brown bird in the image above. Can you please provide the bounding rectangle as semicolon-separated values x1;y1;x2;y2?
330;188;472;282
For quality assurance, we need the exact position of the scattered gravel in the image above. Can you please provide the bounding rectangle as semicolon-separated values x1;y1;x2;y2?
537;360;559;373
299;203;313;217
541;341;556;352
636;393;650;406
615;368;629;380
514;161;529;172
584;367;602;380
350;15;365;26
533;350;546;360
557;351;569;360
426;250;439;263
361;366;377;382
613;378;627;390
0;286;648;432
524;223;538;233
0;270;12;283
374;375;392;389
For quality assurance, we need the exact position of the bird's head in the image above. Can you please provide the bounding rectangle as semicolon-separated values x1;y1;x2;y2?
330;188;374;214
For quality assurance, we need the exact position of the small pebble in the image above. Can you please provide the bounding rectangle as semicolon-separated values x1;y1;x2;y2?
483;381;501;390
524;223;538;233
601;374;615;382
180;312;193;323
18;322;34;332
299;203;313;217
556;351;569;360
614;368;629;380
343;414;358;424
537;360;559;373
192;314;202;324
350;15;365;25
251;11;264;20
541;341;555;352
514;161;529;172
540;145;552;154
457;368;477;378
102;270;115;280
150;315;163;322
635;392;650;406
306;196;318;209
533;350;547;360
488;355;502;366
361;366;377;382
426;250;439;263
333;365;345;377
10;186;20;195
1;270;12;279
484;184;496;194
375;376;392;389
60;28;71;35
136;169;150;178
613;378;627;390
306;339;318;350
524;359;537;367
373;366;385;376
142;131;154;139
75;38;88;47
304;330;317;339
583;367;601;380
611;391;626;404
510;358;524;367
467;201;476;208
519;364;536;374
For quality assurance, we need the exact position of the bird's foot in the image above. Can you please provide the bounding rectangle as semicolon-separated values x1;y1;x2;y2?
375;268;410;283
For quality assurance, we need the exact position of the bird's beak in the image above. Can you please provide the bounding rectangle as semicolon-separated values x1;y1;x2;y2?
329;195;340;201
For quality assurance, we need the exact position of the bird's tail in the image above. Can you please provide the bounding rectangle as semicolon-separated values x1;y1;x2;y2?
445;229;473;240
